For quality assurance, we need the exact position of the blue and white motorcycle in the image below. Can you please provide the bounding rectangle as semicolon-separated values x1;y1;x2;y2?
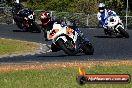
105;15;129;38
47;23;94;55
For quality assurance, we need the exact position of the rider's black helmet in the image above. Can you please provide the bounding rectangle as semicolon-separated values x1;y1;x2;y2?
12;0;24;10
12;0;24;14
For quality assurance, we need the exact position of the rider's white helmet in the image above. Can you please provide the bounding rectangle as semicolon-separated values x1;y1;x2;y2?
13;0;19;4
98;3;105;13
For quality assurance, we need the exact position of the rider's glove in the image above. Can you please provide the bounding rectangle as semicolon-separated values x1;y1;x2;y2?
75;28;81;33
103;24;107;29
24;17;28;20
105;21;108;25
108;12;116;16
99;20;105;26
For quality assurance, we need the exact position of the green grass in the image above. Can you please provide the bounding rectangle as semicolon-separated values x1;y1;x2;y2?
0;66;131;88
0;38;39;55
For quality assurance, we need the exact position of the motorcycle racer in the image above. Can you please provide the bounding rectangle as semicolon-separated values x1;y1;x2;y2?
12;1;24;30
97;3;117;35
49;20;94;55
39;11;53;41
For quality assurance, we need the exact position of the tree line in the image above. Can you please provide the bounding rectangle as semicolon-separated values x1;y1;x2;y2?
5;0;132;15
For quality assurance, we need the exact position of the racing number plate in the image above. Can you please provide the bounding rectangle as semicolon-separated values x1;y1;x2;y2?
48;29;59;39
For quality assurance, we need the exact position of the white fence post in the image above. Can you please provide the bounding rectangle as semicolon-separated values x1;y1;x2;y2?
12;19;15;24
125;0;128;29
86;14;89;26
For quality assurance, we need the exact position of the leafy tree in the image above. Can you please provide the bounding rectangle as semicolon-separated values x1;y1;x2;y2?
75;0;98;14
15;0;127;15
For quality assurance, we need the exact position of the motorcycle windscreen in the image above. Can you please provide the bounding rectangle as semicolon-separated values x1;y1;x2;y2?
107;16;119;27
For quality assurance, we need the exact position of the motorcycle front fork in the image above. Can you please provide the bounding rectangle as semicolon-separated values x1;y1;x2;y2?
75;37;89;53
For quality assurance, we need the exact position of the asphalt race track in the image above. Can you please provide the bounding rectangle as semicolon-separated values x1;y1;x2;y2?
0;24;132;64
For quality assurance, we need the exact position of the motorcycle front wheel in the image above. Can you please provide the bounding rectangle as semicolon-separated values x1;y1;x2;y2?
82;42;94;55
118;26;129;38
56;38;77;55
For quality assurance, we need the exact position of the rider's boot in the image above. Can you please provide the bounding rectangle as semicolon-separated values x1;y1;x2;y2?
43;29;48;41
104;27;111;35
104;28;108;35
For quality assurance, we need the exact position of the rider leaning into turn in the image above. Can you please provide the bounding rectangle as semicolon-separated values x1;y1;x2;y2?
12;1;24;29
97;3;117;35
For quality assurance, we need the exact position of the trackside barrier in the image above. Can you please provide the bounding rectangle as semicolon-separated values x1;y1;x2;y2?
0;8;132;29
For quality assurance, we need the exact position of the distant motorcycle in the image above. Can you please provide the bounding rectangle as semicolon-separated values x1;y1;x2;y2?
105;15;129;38
48;23;94;55
12;8;41;33
19;8;41;32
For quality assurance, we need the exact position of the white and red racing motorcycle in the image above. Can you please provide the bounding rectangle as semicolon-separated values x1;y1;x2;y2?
47;23;94;55
105;15;129;38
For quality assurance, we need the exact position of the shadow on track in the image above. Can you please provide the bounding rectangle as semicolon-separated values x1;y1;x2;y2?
13;30;27;32
37;54;82;58
13;30;41;33
94;35;123;38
